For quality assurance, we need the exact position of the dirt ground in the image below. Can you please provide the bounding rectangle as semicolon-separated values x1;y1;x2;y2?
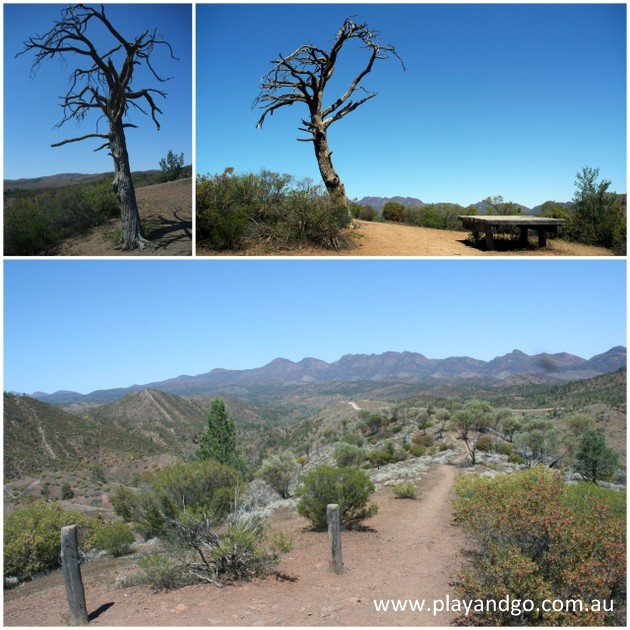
57;178;192;256
197;219;614;257
4;464;463;627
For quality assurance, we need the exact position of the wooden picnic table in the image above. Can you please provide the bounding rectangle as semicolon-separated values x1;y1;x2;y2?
458;215;566;250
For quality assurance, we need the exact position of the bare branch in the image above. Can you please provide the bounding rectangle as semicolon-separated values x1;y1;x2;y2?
51;132;110;148
253;16;404;135
19;3;176;131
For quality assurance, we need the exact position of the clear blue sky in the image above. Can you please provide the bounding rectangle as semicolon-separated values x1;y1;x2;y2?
3;259;626;395
4;3;192;179
197;3;626;208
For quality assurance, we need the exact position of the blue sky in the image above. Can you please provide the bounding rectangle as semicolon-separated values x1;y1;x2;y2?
4;3;192;179
197;3;626;208
3;259;626;395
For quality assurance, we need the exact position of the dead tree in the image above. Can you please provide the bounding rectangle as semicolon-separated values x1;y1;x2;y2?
253;17;404;209
19;4;176;250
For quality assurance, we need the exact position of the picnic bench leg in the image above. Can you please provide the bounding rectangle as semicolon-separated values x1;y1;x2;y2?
519;227;529;247
537;229;547;247
485;228;495;250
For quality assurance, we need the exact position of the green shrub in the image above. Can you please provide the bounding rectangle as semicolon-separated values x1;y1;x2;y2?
111;485;137;521
196;169;351;251
475;436;494;452
453;467;626;625
257;451;299;499
382;201;407;223
93;521;135;557
296;466;377;529
159;150;185;182
392;482;417;499
61;483;75;500
412;433;434;447
409;444;426;458
496;442;514;456
341;433;365;447
115;460;241;539
210;514;285;581
367;449;395;467
334;443;366;468
507;453;526;465
138;552;191;590
139;509;291;589
4;502;99;581
352;205;377;221
4;181;118;255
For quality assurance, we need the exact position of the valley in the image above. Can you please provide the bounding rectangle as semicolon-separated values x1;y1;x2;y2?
4;348;626;627
4;348;626;511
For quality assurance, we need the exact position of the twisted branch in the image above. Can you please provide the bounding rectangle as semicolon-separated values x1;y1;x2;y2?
18;3;177;148
252;16;405;135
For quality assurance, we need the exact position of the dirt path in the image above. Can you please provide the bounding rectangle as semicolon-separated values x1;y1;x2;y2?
56;178;192;256
199;219;614;256
4;464;463;626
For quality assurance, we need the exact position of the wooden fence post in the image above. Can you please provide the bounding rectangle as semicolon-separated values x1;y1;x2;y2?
61;525;88;625
327;503;343;574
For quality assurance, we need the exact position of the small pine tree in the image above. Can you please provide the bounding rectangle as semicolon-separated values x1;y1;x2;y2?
198;399;242;470
575;428;618;484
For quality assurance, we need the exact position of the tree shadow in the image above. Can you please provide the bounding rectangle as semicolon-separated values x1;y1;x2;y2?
88;602;114;621
146;207;192;250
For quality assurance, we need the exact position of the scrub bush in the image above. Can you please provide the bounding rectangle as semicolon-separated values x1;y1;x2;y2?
296;465;377;529
453;466;625;625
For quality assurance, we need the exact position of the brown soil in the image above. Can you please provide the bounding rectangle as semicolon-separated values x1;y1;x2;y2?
197;220;614;257
56;178;192;256
4;464;463;626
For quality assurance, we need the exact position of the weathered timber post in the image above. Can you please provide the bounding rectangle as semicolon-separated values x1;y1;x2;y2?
327;503;343;574
61;525;88;625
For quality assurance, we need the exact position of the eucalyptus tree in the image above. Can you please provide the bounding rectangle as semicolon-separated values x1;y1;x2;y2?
19;4;177;250
253;17;405;209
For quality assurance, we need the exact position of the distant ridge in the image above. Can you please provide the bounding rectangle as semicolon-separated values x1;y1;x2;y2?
356;196;425;211
4;169;160;191
29;346;626;406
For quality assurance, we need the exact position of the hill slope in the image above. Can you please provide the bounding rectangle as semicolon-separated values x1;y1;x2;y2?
3;393;161;479
4;390;209;480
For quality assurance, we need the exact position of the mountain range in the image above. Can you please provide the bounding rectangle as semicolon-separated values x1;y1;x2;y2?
30;346;626;406
356;196;567;216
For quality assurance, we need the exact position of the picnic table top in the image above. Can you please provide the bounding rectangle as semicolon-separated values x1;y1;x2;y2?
458;215;566;226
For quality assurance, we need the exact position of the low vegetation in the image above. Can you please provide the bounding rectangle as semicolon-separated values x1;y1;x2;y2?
196;168;351;251
295;465;378;530
111;459;240;539
4;502;101;582
4;153;191;256
454;467;626;625
392;482;417;499
4;180;119;255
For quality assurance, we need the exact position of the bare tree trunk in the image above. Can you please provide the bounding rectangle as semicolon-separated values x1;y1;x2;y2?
313;129;348;208
110;121;152;250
